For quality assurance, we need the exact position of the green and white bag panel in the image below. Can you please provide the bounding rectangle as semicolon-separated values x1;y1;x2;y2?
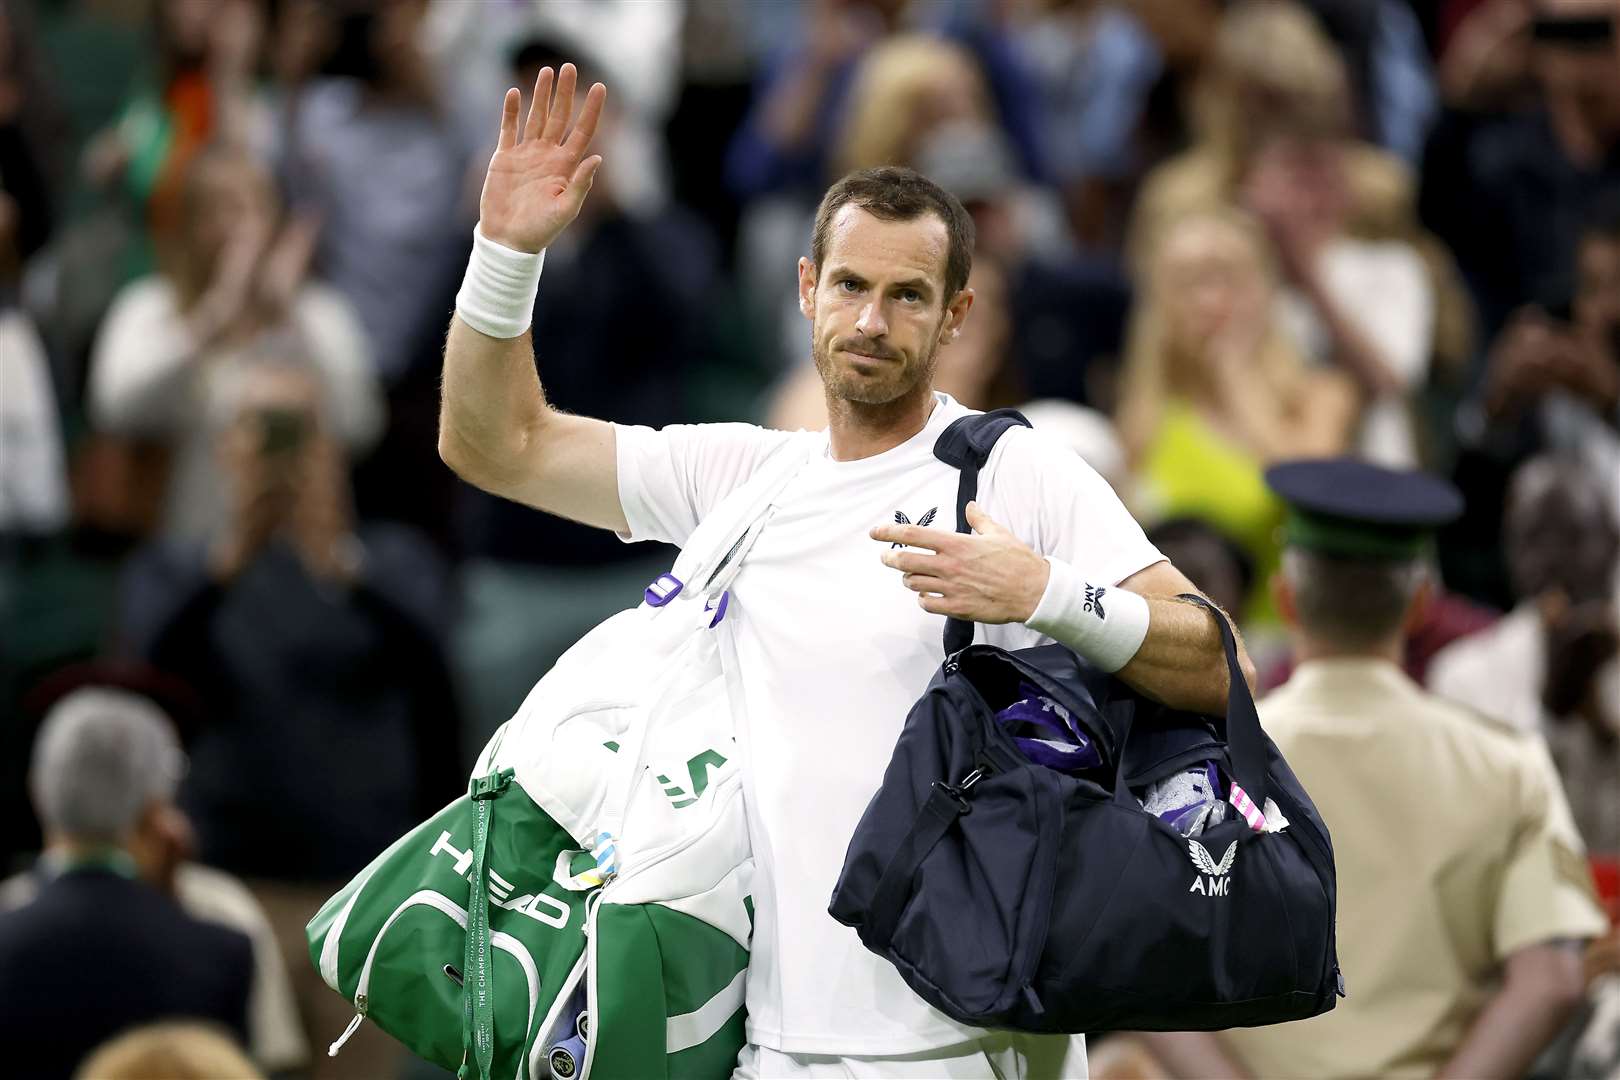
306;780;591;1079
306;753;756;1078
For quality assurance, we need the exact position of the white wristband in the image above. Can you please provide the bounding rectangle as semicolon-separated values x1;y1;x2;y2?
1026;556;1150;673
455;226;545;339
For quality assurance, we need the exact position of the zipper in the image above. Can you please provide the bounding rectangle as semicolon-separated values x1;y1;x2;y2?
342;890;542;1073
527;948;590;1080
579;893;604;1080
327;1010;365;1057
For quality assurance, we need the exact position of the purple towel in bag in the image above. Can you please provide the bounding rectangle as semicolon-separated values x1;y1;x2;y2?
993;681;1104;774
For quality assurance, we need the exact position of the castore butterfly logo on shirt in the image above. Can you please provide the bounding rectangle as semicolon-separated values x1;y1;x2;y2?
889;506;938;547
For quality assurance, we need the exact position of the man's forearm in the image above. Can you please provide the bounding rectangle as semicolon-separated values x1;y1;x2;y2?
438;315;553;485
1114;595;1254;716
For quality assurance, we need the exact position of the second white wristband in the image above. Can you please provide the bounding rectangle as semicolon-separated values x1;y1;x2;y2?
1026;556;1150;673
455;226;545;339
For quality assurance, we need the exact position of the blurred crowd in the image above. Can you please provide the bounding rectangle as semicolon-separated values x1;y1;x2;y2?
0;0;1616;1077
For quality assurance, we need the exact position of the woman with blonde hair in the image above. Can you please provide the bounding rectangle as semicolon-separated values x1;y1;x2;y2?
1127;0;1473;381
832;34;993;177
1118;209;1356;612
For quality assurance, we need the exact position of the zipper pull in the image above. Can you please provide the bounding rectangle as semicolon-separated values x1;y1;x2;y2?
328;1010;365;1057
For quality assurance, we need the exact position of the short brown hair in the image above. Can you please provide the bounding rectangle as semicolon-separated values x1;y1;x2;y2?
811;167;975;301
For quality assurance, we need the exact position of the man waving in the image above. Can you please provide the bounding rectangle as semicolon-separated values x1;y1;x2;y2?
440;63;1254;1080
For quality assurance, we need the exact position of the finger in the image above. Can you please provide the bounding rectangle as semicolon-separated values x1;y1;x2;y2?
965;500;1002;535
543;63;577;143
563;82;607;158
523;67;553;142
902;573;951;594
497;87;520;151
919;593;970;617
567;154;602;201
880;549;939;574
870;524;950;551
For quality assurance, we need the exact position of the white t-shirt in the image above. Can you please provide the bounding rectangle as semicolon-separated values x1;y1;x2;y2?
614;393;1163;1055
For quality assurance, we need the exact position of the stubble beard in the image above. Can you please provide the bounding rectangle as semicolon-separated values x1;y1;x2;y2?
811;319;943;408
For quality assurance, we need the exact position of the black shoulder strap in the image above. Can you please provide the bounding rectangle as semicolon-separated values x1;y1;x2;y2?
932;408;1031;656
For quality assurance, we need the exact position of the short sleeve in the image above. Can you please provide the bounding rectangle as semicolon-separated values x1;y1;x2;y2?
1493;737;1609;957
985;425;1164;587
613;421;799;548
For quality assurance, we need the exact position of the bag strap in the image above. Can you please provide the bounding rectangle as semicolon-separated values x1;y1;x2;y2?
932;409;1031;657
668;431;819;603
864;777;977;949
459;767;514;1080
1176;593;1270;809
596;430;818;877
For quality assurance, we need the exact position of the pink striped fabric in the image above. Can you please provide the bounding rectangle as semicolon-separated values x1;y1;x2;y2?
1229;782;1266;832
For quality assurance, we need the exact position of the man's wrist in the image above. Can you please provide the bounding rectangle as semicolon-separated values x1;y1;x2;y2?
1026;556;1150;673
455;225;545;339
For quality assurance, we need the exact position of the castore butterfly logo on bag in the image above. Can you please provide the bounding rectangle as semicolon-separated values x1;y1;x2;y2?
1187;839;1237;896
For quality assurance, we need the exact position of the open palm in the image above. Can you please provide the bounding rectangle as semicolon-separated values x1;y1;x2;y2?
479;64;606;254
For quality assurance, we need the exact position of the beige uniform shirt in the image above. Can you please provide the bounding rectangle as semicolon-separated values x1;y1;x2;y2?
1219;658;1607;1079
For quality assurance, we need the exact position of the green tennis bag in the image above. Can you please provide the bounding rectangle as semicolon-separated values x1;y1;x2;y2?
306;434;816;1079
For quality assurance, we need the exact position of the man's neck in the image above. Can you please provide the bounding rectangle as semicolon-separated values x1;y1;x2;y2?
1292;634;1404;668
825;386;937;462
42;836;137;876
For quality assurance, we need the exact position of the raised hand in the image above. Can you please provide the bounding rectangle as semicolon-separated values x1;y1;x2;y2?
479;64;606;254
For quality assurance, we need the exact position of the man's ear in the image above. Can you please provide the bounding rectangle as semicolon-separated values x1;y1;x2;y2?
942;286;975;343
1402;576;1436;637
797;257;817;320
1272;572;1298;629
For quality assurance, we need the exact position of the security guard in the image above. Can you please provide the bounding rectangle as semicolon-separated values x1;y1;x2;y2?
1146;458;1608;1079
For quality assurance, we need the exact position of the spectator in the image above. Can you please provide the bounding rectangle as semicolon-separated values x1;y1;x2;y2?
1129;0;1476;380
76;1022;263;1080
723;0;1043;204
84;0;268;247
1448;195;1620;604
450;37;724;755
913;120;1131;408
0;687;254;1080
1421;0;1620;340
270;0;478;549
829;34;994;180
1479;195;1620;502
1246;128;1436;467
1005;0;1164;251
87;145;382;544
1116;209;1357;613
117;360;458;1080
1428;455;1620;855
1298;0;1440;166
275;0;478;385
0;676;309;1076
0;189;68;538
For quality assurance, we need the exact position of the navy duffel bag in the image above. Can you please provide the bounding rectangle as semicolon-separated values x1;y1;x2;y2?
828;411;1343;1034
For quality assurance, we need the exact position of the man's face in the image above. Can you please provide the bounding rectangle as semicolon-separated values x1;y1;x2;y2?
798;205;972;408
